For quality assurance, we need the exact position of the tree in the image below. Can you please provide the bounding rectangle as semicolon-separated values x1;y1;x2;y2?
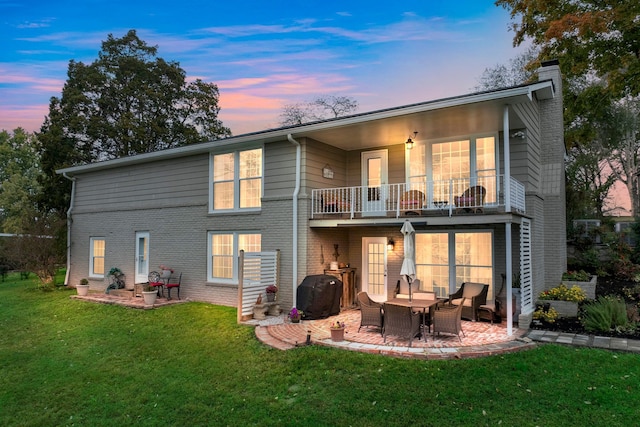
279;95;358;126
1;210;66;288
474;46;539;91
596;98;640;215
496;0;640;99
0;129;42;233
39;29;231;163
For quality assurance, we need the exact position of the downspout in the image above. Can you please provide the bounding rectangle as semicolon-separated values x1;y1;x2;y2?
62;173;76;286
287;134;301;307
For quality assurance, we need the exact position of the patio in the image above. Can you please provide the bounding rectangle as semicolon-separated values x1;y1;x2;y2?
71;291;187;309
70;292;534;359
251;309;534;360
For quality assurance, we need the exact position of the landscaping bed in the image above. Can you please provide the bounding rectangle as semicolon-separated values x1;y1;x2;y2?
530;276;640;339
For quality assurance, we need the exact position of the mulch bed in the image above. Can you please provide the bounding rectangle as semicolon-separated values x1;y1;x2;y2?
529;276;640;339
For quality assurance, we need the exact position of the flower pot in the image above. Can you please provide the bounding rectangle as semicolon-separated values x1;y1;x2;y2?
266;293;276;302
330;327;345;342
290;316;301;323
76;284;90;296
550;300;579;317
562;275;597;300
142;290;157;306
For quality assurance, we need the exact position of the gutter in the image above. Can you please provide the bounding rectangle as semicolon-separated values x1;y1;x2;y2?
62;173;76;286
287;134;301;307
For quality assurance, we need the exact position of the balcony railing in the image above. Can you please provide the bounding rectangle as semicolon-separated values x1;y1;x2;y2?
311;175;525;219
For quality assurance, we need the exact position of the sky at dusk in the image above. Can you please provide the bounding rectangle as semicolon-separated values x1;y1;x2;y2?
1;1;528;136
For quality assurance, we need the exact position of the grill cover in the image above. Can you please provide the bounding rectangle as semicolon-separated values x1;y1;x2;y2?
296;274;343;320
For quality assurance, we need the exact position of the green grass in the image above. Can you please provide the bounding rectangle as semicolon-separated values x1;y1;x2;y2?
1;273;639;426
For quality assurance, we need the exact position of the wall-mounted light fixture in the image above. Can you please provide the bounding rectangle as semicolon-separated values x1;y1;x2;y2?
322;164;334;179
387;238;395;251
405;131;418;150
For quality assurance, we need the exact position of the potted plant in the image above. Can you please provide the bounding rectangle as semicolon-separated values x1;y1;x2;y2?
562;269;597;299
288;307;303;323
537;283;586;317
158;264;174;279
265;285;278;302
142;283;158;306
329;320;346;342
76;278;90;296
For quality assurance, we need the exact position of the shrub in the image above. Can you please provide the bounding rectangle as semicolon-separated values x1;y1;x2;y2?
533;306;559;323
562;270;590;281
582;296;628;333
538;284;587;302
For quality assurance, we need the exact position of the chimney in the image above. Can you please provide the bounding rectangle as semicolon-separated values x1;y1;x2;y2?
538;59;562;94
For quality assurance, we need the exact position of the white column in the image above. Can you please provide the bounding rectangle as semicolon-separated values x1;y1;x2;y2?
506;222;513;336
503;106;511;212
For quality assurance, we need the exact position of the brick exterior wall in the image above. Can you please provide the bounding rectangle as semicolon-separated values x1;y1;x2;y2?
538;63;568;288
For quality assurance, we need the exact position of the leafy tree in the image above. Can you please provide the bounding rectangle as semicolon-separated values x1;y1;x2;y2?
496;0;640;99
39;29;231;163
596;98;640;215
474;46;539;91
0;129;42;233
280;95;358;126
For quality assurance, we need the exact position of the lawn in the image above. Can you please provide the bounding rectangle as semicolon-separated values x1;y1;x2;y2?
1;274;639;426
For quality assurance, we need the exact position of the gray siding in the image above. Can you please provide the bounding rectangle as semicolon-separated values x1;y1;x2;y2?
73;155;209;213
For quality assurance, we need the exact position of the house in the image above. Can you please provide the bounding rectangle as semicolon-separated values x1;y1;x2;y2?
58;60;566;331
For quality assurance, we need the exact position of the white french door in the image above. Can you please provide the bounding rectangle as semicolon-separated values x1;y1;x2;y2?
135;231;150;283
362;237;388;302
361;150;388;216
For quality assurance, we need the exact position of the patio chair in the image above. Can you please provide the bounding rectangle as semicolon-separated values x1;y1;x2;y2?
166;273;182;300
382;302;422;347
454;185;486;214
147;271;165;298
432;297;466;342
447;282;489;321
393;277;423;299
322;192;350;214
357;292;384;335
400;190;425;216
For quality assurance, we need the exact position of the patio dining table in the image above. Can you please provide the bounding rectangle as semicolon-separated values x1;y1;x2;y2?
386;297;442;335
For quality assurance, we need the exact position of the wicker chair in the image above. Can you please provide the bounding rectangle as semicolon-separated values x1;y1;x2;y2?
432;297;466;342
357;292;384;335
400;190;425;215
447;282;489;321
382;302;422;347
454;185;486;213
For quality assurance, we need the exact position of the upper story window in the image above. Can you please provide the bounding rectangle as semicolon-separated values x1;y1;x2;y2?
210;148;262;212
407;135;497;203
89;237;105;278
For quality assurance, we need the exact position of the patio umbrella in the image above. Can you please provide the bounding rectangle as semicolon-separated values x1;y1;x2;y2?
400;220;417;301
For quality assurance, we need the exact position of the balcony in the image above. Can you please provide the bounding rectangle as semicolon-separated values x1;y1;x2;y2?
311;175;525;219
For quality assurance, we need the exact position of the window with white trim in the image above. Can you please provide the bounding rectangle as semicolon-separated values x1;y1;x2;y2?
207;232;261;283
89;237;105;278
210;148;262;211
415;231;493;298
408;135;497;204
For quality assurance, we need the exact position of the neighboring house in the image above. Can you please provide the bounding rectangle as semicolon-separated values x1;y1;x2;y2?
58;60;566;330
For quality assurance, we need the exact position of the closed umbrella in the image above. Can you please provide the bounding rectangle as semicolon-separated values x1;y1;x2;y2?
400;220;417;301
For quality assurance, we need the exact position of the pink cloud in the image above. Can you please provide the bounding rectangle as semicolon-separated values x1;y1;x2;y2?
0;104;49;132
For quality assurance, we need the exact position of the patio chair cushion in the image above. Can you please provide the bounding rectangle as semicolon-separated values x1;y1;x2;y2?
461;282;486;298
396;278;422;297
450;297;473;307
